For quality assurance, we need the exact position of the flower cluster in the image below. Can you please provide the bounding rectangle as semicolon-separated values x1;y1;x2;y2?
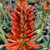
4;1;40;50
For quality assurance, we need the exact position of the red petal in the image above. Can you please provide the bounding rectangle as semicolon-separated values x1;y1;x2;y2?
19;29;22;33
16;5;21;10
27;6;32;11
27;41;39;48
29;35;37;39
25;30;30;34
17;25;22;29
4;42;18;47
28;10;37;18
19;48;22;50
7;39;16;43
24;38;29;41
10;47;16;50
11;29;17;35
28;21;34;26
24;25;26;31
17;35;22;39
27;41;35;45
28;13;33;17
14;14;19;19
30;28;35;33
23;21;25;26
11;28;20;35
10;9;15;13
27;17;33;22
29;7;36;12
14;9;20;18
11;18;19;25
12;23;18;29
6;34;18;39
6;46;17;50
10;13;15;18
16;42;22;49
27;25;34;30
23;45;26;50
26;32;34;37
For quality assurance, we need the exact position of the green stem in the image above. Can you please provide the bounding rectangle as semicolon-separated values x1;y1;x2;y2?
0;27;8;44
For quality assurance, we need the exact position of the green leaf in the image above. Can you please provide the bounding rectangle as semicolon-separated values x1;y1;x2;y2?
0;34;8;44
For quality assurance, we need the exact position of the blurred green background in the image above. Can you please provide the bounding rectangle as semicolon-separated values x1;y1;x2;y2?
0;0;50;50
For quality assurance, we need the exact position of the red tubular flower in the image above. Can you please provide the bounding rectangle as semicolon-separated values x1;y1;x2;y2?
4;1;40;50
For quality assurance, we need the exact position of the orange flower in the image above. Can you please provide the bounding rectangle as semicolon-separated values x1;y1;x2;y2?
44;4;48;10
3;10;7;14
4;1;40;50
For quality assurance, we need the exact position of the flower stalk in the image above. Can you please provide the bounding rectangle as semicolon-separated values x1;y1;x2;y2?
4;0;40;50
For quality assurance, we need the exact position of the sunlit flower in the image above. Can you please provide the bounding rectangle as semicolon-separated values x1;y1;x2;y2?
4;1;40;50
